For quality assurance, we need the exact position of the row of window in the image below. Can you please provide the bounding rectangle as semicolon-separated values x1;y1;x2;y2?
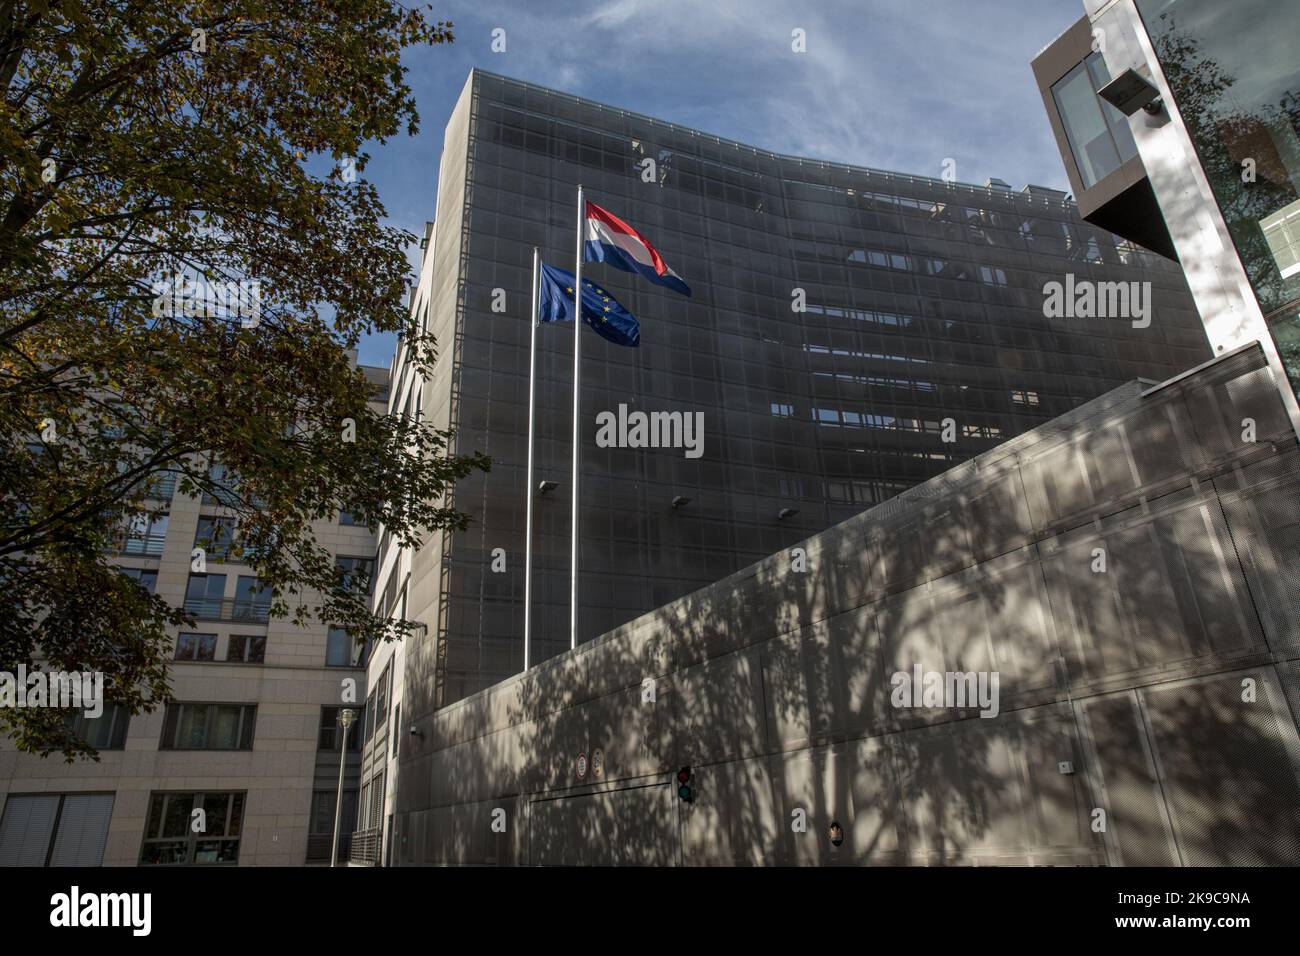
0;788;367;866
61;703;377;754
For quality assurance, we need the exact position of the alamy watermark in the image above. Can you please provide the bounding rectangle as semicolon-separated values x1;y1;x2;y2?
1042;274;1150;328
151;273;262;327
595;404;703;459
890;665;1000;718
0;664;103;718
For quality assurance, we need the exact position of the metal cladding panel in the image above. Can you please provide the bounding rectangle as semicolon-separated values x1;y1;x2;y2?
844;738;907;864
1018;714;1103;857
566;624;669;706
528;785;676;866
680;755;780;866
1040;484;1262;690
573;683;672;785
799;522;875;624
773;749;819;865
773;741;912;866
535;702;589;793
977;550;1060;699
959;464;1037;562
1022;438;1097;531
666;647;768;767
1141;670;1300;866
762;628;820;753
824;606;892;743
890;718;1035;865
1078;692;1178;866
1185;361;1295;456
1126;400;1202;488
1216;449;1300;656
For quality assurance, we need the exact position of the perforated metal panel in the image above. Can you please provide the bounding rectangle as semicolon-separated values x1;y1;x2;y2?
1142;670;1300;866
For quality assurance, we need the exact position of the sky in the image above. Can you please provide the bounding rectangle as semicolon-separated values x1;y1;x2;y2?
354;0;1087;366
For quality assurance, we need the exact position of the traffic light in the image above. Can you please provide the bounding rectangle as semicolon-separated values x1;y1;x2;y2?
676;766;693;802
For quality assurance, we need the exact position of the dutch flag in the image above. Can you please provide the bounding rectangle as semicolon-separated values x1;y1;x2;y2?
583;201;691;297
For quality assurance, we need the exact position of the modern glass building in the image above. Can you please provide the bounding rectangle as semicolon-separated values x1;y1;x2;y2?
1034;0;1300;428
383;69;1210;722
1134;0;1300;396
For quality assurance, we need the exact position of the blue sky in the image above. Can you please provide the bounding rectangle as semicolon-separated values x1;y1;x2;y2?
355;0;1085;366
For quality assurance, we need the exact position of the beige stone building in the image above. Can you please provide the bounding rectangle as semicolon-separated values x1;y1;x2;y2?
0;356;387;867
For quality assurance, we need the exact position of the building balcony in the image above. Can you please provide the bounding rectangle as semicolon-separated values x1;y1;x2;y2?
183;597;271;624
348;826;382;867
111;532;167;557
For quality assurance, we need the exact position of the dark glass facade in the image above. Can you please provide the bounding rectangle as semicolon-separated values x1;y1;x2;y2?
1136;0;1300;397
422;70;1209;705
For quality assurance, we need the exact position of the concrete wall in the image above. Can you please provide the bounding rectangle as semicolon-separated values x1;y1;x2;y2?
394;344;1300;865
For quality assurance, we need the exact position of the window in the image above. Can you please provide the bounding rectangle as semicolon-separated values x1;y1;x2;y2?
363;690;376;743
0;793;115;866
202;461;242;507
66;703;130;750
175;632;217;662
392;704;401;757
318;706;362;751
375;664;391;732
193;516;238;563
339;511;361;527
326;626;355;667
184;573;226;619
139;791;244;865
120;512;168;555
770;402;794;418
226;634;266;664
336;556;375;594
159;703;256;750
306;789;357;863
232;576;271;623
364;772;386;830
120;567;157;594
1050;52;1138;189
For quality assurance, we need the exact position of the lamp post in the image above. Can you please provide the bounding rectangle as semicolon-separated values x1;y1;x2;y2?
330;707;356;867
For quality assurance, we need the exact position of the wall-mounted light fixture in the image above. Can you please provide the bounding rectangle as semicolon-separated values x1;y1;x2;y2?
1098;68;1162;116
828;820;844;847
778;508;798;520
538;480;558;494
672;495;691;509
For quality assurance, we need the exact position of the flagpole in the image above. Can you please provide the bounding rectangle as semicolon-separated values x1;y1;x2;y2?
570;185;584;652
523;246;540;671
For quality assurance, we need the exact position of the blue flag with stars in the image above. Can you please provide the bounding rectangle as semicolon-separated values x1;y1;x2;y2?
539;263;640;348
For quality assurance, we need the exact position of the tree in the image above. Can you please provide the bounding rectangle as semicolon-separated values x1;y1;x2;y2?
0;1;488;759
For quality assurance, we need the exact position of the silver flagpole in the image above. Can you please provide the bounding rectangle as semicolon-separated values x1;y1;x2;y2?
569;185;584;652
523;246;540;671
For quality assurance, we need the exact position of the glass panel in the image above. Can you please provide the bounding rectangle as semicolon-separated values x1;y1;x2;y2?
1052;60;1122;189
177;705;209;748
326;626;351;666
202;793;231;835
1137;0;1300;398
160;794;193;838
210;706;242;749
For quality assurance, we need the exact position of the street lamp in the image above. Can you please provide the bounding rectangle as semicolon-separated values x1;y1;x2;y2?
331;707;356;867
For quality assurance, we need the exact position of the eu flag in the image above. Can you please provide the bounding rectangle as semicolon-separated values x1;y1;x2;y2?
539;263;640;348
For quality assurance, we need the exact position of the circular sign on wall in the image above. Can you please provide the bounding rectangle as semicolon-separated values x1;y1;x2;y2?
576;752;588;779
592;749;604;778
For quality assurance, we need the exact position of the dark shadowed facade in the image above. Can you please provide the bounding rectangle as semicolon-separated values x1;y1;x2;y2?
386;69;1211;723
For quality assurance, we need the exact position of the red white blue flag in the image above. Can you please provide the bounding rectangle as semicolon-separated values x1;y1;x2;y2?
583;201;691;297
